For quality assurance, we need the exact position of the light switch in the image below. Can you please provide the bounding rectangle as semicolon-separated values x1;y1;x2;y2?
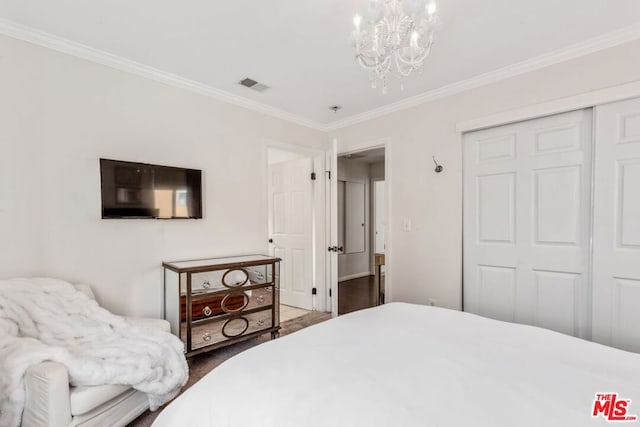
403;219;412;232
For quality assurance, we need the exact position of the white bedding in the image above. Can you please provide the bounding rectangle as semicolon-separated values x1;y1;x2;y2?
152;303;640;427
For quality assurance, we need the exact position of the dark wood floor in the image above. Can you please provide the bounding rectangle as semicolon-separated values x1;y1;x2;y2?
338;275;384;315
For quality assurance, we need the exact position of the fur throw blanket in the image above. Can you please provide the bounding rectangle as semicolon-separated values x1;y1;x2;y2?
0;278;188;427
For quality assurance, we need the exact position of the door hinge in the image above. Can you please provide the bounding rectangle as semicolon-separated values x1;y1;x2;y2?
311;172;317;180
329;288;332;297
312;287;317;295
325;170;331;179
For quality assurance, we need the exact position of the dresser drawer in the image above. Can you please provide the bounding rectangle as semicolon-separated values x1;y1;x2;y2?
245;286;273;310
188;270;226;292
186;266;272;294
180;293;245;321
244;265;271;285
181;286;273;321
190;310;274;350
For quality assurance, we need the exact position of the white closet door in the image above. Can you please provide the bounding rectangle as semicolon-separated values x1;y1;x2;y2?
463;109;593;338
592;98;640;352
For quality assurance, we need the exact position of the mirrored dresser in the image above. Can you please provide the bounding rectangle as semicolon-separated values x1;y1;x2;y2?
162;255;281;357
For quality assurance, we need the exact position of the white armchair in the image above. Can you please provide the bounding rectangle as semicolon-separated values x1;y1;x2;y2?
21;284;171;427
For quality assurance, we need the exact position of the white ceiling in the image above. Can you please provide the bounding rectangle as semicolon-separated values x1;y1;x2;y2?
340;148;386;164
1;0;639;127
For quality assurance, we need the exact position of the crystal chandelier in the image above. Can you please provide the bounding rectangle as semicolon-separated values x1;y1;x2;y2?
351;0;440;93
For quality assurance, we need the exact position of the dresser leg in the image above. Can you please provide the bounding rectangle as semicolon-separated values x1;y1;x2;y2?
271;331;280;339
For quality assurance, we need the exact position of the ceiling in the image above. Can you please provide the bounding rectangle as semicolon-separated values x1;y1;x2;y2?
340;148;385;164
1;1;639;128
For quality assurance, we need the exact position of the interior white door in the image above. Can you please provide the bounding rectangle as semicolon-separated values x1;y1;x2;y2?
463;109;593;338
268;157;313;310
344;181;366;253
374;180;385;253
592;98;640;352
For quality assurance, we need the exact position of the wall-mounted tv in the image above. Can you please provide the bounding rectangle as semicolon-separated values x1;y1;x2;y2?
100;159;203;219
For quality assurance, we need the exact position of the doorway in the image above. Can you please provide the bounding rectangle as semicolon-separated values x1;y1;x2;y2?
267;145;328;322
336;147;386;315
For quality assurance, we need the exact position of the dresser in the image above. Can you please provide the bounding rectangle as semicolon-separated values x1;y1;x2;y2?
162;255;281;357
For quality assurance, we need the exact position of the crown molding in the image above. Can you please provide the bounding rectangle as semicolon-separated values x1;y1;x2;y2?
456;79;640;133
2;17;640;133
0;18;326;131
324;22;640;131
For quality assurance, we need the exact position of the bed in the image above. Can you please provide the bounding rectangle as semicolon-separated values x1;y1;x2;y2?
152;303;640;427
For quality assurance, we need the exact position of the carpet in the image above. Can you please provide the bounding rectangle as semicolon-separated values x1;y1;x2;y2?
127;311;332;427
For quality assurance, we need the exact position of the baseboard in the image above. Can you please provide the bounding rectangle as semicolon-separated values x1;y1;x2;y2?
338;272;371;282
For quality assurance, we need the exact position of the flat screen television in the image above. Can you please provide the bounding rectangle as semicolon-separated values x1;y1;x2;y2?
100;159;203;219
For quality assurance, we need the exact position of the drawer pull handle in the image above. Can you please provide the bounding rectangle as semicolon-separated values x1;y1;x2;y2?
221;292;250;313
203;333;212;342
257;296;265;304
202;280;212;289
202;306;213;317
222;268;249;288
257;319;265;327
222;317;249;338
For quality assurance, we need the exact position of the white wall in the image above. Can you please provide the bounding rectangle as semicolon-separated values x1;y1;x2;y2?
337;158;370;280
369;161;385;180
0;35;327;317
267;147;307;165
331;39;640;310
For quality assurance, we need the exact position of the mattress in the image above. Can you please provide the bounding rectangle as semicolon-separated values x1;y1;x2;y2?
152;303;640;427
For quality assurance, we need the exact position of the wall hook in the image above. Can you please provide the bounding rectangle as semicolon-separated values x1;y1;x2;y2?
432;156;443;173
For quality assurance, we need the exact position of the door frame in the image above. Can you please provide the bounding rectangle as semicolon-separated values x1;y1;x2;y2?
265;140;329;313
334;138;393;306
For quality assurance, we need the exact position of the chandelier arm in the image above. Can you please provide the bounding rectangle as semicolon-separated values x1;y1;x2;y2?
395;38;433;66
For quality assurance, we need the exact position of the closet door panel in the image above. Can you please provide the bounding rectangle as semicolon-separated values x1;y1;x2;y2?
476;172;516;243
464;127;519;317
593;98;640;352
464;109;592;338
534;270;581;336
617;160;640;247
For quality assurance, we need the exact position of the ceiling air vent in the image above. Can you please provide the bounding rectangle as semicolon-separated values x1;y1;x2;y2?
239;77;270;92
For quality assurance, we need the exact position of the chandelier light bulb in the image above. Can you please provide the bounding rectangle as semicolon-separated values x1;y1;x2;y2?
353;14;362;30
427;1;437;16
410;31;419;49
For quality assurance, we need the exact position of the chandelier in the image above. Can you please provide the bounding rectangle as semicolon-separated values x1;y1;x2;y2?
351;0;440;93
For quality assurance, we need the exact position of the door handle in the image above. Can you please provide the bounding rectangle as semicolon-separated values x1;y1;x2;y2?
268;238;273;243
